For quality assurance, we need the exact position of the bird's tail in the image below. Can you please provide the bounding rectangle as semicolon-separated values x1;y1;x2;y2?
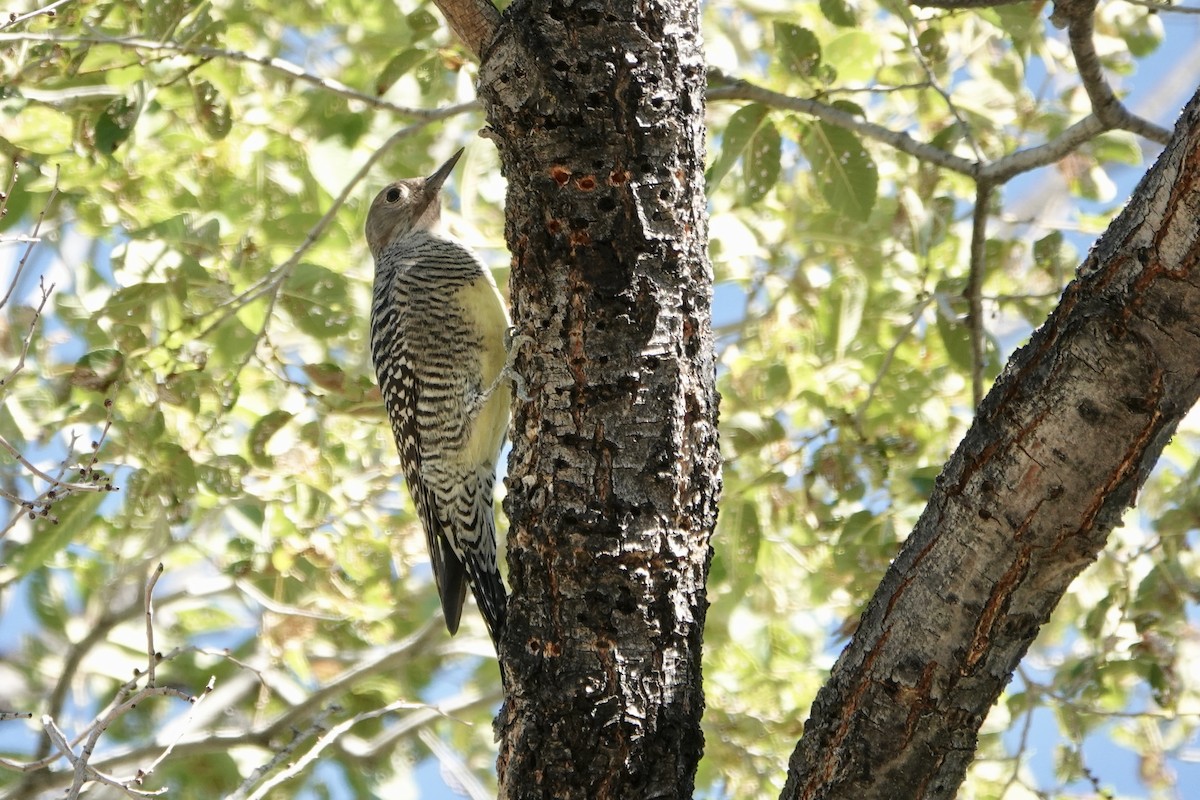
465;549;507;649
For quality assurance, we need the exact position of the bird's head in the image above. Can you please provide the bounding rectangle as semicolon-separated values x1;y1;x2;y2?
365;148;464;261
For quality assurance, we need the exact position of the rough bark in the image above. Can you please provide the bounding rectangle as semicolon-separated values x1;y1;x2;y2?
782;88;1200;800
476;0;718;798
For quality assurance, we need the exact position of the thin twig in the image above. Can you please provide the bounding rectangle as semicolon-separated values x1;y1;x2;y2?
144;563;164;687
0;32;480;119
901;17;984;162
242;700;447;800
128;677;216;787
0;276;54;388
0;165;58;312
417;728;492;800
0;433;110;494
0;0;72;32
228;705;341;800
1120;0;1200;13
854;297;933;428
0;161;18;225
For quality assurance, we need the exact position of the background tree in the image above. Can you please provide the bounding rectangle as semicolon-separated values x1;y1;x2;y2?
2;1;1200;799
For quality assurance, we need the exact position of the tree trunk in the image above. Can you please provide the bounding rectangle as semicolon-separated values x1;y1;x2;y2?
476;0;719;797
782;87;1200;800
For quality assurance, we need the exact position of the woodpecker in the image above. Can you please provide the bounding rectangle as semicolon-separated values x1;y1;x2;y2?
365;148;510;647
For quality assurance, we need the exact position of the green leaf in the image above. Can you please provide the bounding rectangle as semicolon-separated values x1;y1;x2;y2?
95;95;140;155
248;410;294;467
935;302;972;371
774;23;821;79
407;8;440;39
823;31;879;82
103;283;169;325
820;0;858;27
70;349;125;391
800;122;878;221
1121;12;1163;58
708;104;770;192
281;263;354;338
3;105;75;154
1090;131;1142;167
376;48;432;95
192;79;232;140
917;28;947;64
1033;231;1065;272
741;117;780;204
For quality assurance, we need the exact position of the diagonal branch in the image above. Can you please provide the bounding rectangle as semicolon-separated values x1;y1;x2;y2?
431;0;501;60
1056;0;1172;144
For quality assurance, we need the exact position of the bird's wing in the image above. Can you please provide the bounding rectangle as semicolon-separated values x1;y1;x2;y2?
378;344;468;634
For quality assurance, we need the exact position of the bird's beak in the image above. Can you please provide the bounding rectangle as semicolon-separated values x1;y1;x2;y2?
426;148;464;193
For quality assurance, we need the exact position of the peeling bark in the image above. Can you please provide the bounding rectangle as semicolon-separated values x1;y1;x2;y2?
781;87;1200;800
475;0;719;797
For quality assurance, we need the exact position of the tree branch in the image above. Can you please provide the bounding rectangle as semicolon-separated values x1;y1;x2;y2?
910;0;1028;7
1057;0;1172;144
0;32;450;118
431;0;501;60
781;83;1200;800
708;76;981;177
966;180;992;406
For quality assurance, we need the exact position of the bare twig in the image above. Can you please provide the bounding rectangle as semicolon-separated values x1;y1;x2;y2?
0;0;71;32
854;298;933;428
44;716;162;799
0;433;111;495
981;114;1107;182
901;17;984;162
343;686;501;758
129;677;216;788
710;77;1162;186
417;728;492;800
144;563;165;687
57;683;200;799
0;165;58;312
0;621;458;798
1119;0;1200;13
228;705;341;800
0;276;54;388
0;32;473;118
0;161;18;223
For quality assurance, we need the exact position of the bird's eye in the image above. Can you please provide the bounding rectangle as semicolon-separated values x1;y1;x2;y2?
385;187;402;203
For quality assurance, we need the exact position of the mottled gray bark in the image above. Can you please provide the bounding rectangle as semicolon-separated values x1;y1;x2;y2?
782;87;1200;800
475;0;719;798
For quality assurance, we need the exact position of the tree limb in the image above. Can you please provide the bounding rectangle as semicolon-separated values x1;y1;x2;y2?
431;0;500;60
1057;0;1172;144
781;83;1200;800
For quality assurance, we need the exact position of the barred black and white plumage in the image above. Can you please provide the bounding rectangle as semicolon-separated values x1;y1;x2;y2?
365;149;510;647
